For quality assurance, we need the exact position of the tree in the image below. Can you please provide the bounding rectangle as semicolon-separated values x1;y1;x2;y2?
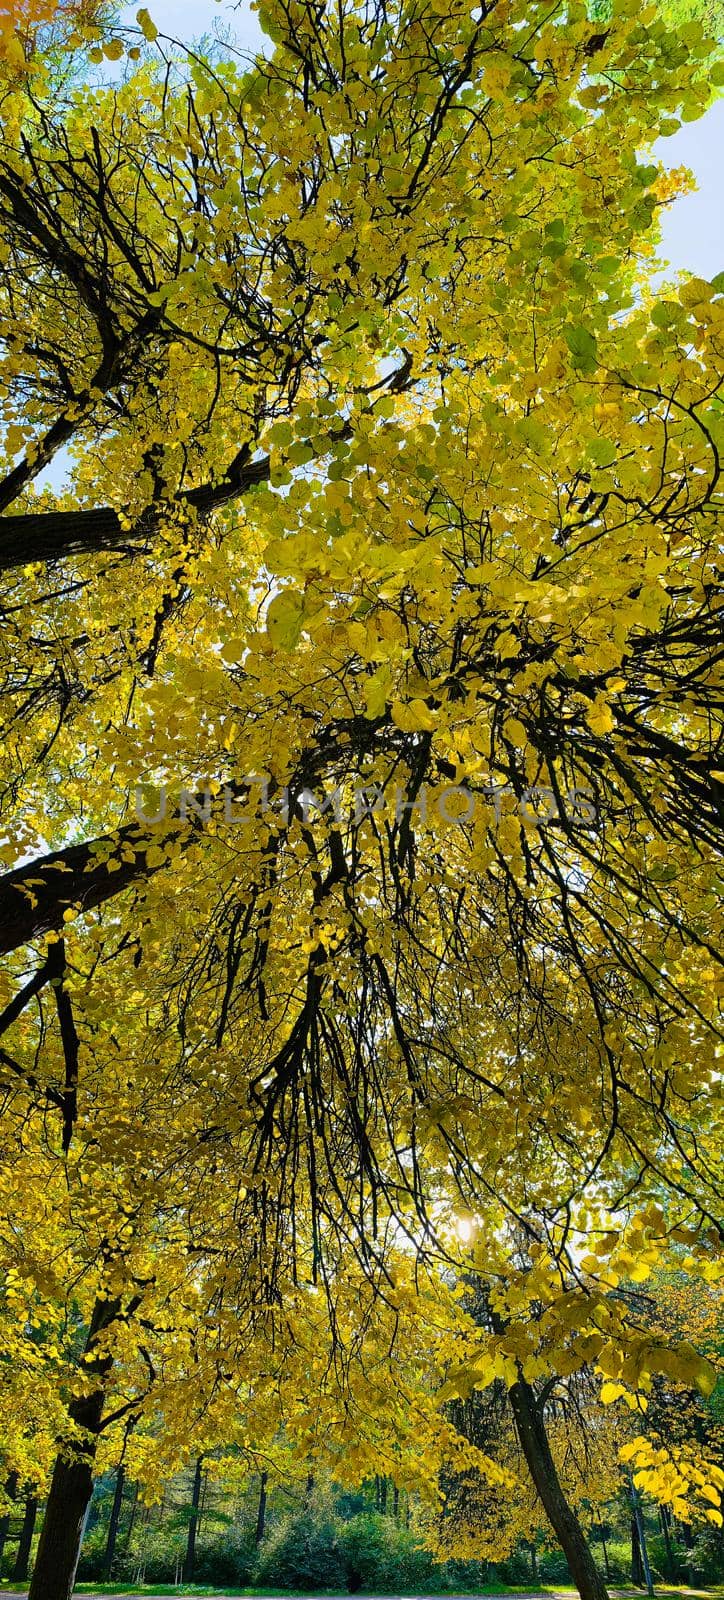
0;0;722;1594
0;1;109;80
255;1471;269;1546
12;1492;38;1582
102;1463;125;1581
182;1457;204;1582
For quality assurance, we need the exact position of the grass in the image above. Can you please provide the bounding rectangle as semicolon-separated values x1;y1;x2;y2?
2;1585;724;1599
1;1580;724;1593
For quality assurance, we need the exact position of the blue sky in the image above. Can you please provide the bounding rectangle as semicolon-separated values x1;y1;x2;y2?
117;0;264;53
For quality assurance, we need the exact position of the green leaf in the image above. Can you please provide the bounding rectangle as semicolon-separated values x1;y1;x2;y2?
565;324;598;374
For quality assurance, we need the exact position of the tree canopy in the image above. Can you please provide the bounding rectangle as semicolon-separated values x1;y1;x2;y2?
0;0;722;1594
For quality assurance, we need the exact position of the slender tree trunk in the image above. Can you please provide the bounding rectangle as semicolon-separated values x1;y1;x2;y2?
380;1476;388;1515
659;1507;674;1580
255;1471;268;1545
0;1471;19;1571
103;1464;125;1581
632;1515;644;1585
183;1456;203;1582
121;1480;138;1556
393;1484;399;1521
530;1541;538;1582
597;1516;612;1584
508;1377;609;1600
628;1471;654;1597
28;1296;120;1600
12;1495;38;1582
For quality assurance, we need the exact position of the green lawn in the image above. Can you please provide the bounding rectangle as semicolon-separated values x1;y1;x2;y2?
2;1585;723;1599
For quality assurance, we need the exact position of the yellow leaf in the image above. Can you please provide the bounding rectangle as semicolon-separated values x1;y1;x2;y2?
586;696;614;735
266;590;305;650
505;718;528;748
391;698;438;733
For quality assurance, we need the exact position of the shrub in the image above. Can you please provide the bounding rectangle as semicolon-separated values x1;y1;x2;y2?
648;1530;690;1583
75;1525;109;1581
193;1526;257;1584
499;1547;537;1584
691;1524;724;1586
533;1547;573;1585
253;1507;346;1590
338;1511;433;1593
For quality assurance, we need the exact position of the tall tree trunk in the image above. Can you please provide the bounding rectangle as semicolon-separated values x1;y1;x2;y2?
380;1476;388;1515
508;1377;609;1600
28;1296;120;1600
393;1484;399;1521
103;1464;125;1581
121;1480;138;1556
183;1456;203;1582
12;1495;38;1582
628;1471;654;1597
0;1471;19;1571
631;1514;644;1584
676;1515;696;1586
659;1507;675;1580
255;1471;268;1545
597;1516;612;1584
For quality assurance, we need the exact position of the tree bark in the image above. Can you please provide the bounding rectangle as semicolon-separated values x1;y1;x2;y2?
0;823;169;956
628;1471;654;1597
28;1297;120;1600
631;1514;643;1585
183;1456;204;1582
0;772;272;956
0;507;136;571
121;1480;138;1557
659;1506;675;1580
103;1463;125;1581
12;1495;38;1582
255;1471;268;1545
0;451;270;574
597;1516;612;1584
508;1376;609;1600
